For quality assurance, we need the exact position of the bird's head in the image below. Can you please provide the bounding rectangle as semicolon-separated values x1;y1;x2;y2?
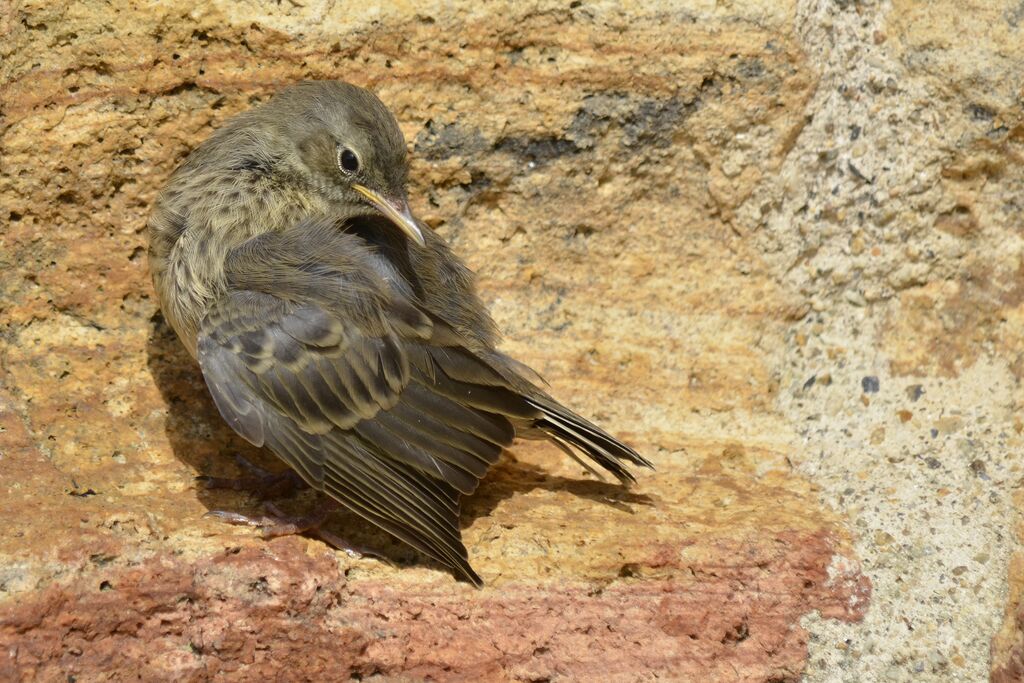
269;81;425;246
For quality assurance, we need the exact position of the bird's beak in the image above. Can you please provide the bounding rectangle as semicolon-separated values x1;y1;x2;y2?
352;184;426;247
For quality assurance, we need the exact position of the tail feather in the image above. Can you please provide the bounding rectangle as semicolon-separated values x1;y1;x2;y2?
548;432;607;481
469;348;652;482
525;396;654;484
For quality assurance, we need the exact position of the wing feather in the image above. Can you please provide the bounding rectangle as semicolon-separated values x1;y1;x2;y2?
196;227;516;584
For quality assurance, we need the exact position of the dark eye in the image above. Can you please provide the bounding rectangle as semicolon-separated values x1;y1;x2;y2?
339;148;359;174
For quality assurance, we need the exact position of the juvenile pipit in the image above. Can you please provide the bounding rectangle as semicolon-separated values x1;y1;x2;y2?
148;81;652;585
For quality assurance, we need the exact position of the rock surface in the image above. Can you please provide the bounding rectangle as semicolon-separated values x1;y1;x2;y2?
0;0;1019;681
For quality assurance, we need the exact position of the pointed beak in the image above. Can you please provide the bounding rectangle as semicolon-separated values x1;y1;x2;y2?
352;184;426;247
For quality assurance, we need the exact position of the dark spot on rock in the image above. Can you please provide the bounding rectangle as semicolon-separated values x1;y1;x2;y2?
930;428;939;438
925;457;941;469
850;124;861;140
454;171;492;196
848;161;873;184
569;224;595;239
818;148;839;164
618;563;641;578
495;135;580;166
966;103;995;122
99;580;113;591
861;376;880;393
249;576;271;594
623;99;689;148
413;121;489;161
737;58;765;79
721;621;749;644
905;384;924;402
1008;2;1024;27
568;88;708;152
970;459;989;480
9;211;22;222
802;375;816;390
934;204;979;238
165;80;198;97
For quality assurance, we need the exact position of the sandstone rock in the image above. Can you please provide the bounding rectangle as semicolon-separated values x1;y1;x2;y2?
31;0;1024;680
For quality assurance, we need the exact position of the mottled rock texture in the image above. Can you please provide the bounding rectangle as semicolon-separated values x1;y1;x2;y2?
0;0;1019;681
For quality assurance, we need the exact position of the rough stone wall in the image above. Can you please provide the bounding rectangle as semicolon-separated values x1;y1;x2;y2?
0;1;1020;681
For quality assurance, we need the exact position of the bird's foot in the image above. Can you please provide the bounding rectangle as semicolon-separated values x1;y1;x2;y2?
196;454;307;499
204;500;386;561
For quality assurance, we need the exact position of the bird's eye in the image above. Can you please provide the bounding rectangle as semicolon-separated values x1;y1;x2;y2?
339;148;360;174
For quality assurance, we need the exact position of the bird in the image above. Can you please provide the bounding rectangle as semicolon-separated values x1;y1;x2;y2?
147;80;652;585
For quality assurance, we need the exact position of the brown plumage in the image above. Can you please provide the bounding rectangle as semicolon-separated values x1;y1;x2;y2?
147;80;652;585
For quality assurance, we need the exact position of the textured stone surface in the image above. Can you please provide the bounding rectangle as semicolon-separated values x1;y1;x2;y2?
751;2;1024;681
0;0;1020;681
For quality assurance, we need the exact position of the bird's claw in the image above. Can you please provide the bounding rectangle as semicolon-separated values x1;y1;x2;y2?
195;454;306;498
203;509;272;527
204;502;388;562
